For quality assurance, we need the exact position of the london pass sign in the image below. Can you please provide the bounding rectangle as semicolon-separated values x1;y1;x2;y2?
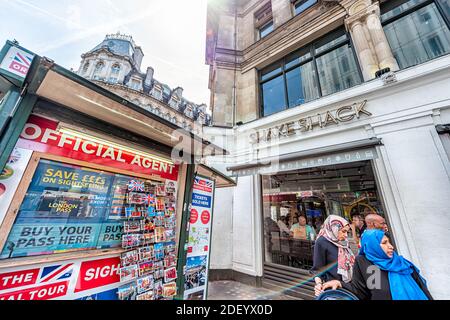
250;101;371;144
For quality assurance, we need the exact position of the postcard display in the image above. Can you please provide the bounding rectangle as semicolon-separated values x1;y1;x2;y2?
118;179;178;300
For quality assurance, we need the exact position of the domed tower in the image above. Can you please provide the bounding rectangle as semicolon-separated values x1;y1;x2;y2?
77;32;146;88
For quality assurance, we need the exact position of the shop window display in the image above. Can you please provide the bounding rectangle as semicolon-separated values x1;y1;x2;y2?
262;160;387;271
0;159;177;262
117;175;178;300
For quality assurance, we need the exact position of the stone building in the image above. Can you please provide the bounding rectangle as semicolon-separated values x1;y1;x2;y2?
77;33;211;133
204;0;450;299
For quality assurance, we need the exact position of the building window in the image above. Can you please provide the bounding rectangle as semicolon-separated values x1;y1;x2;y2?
152;88;163;100
82;62;90;75
169;97;179;109
255;2;273;40
93;62;104;80
129;79;142;91
111;64;120;75
260;28;361;117
109;64;120;83
259;21;274;39
381;0;450;70
293;0;318;16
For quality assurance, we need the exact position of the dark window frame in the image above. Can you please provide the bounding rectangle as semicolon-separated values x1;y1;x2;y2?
259;28;362;118
381;0;450;26
293;0;319;16
259;20;274;39
380;0;450;69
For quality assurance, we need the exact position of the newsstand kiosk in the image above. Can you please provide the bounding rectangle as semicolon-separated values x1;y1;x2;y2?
0;41;234;300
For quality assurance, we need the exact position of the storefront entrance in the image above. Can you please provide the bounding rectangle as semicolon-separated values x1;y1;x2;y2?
261;159;389;297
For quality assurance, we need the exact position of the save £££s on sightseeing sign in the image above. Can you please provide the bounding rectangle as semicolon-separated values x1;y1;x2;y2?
0;255;122;300
184;176;215;300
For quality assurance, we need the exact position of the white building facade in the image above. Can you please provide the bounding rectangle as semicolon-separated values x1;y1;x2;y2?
204;0;450;300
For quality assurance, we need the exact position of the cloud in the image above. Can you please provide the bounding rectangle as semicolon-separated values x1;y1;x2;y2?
36;1;163;54
8;0;82;30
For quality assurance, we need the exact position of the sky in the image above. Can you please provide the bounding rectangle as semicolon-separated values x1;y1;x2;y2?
0;0;211;106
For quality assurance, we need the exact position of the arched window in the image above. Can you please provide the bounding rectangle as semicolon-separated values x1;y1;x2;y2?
93;61;104;80
111;64;120;75
109;64;121;84
82;62;90;74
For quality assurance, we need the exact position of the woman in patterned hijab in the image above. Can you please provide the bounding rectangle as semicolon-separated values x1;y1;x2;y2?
315;215;355;283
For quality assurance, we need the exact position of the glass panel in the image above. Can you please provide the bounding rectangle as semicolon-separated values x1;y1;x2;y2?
285;47;312;69
316;44;362;96
294;0;318;16
384;3;450;69
260;21;274;39
381;0;428;22
286;62;320;108
315;29;348;54
439;0;450;19
262;74;286;116
261;63;283;81
262;161;387;275
0;159;174;260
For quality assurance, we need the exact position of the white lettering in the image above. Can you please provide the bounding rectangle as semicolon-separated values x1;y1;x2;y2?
21;123;41;140
81;141;97;154
57;134;73;148
41;128;59;144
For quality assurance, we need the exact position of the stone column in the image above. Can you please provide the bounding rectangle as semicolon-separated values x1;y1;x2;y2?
345;0;400;80
366;8;400;72
347;19;379;81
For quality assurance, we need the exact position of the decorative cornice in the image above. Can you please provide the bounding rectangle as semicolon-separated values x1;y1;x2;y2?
345;2;380;27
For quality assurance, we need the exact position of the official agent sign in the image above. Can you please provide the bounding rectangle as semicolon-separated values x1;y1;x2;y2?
16;115;179;181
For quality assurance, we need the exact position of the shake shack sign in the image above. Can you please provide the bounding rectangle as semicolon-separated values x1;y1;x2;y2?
250;101;371;144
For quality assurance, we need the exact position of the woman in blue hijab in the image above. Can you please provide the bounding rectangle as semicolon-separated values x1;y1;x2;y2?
315;229;433;300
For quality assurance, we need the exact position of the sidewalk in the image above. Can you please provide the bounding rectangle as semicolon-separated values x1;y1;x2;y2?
207;281;298;300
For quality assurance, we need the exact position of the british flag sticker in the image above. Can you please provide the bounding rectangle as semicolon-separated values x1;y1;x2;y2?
0;263;73;300
0;46;34;78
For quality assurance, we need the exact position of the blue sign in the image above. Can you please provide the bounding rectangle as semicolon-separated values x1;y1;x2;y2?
77;288;119;300
191;193;212;208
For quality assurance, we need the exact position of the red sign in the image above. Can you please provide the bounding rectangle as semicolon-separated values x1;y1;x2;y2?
263;194;297;202
190;209;199;224
74;257;120;293
204;246;209;252
201;210;211;225
17;115;179;181
0;281;69;300
194;179;213;193
0;269;39;291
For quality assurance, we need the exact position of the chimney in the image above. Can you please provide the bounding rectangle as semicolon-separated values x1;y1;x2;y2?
174;87;184;98
145;67;154;87
133;46;144;71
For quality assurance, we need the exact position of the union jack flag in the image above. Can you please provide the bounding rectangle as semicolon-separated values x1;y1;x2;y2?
8;51;33;76
39;264;74;284
195;177;213;187
128;180;144;192
143;194;156;205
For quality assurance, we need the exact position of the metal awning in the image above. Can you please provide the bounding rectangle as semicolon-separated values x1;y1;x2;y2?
227;138;383;177
197;164;236;188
